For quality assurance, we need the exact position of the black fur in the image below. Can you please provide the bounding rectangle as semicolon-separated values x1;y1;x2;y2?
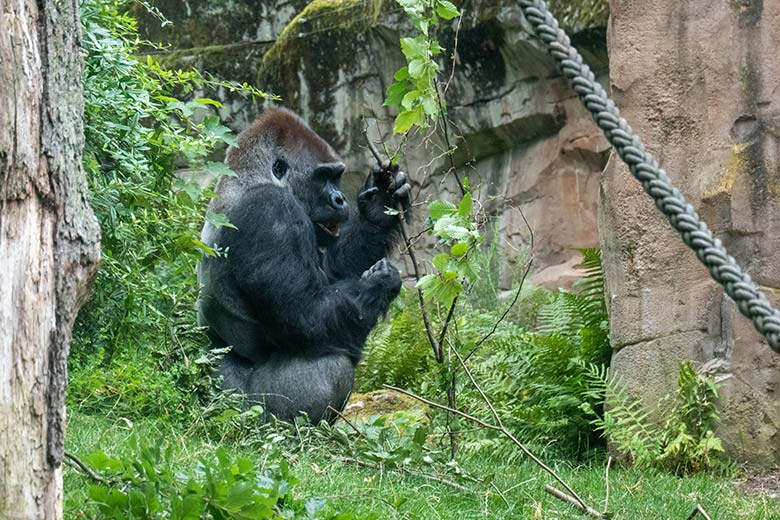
197;108;409;423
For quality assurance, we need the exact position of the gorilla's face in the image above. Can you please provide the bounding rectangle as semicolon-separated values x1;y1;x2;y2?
279;155;349;247
225;108;350;247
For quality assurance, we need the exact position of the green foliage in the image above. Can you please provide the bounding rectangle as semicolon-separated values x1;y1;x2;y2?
585;361;726;474
459;249;611;458
547;0;609;31
359;248;612;458
416;190;483;309
386;0;461;133
75;438;373;519
356;290;435;393
71;0;266;420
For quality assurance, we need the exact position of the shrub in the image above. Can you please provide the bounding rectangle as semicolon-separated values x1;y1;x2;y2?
70;0;265;420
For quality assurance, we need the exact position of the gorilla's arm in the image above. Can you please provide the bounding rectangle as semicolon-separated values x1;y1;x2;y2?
322;215;391;280
323;167;411;280
225;186;399;361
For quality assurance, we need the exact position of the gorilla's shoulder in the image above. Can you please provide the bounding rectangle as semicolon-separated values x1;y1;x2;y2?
225;183;314;246
232;183;306;220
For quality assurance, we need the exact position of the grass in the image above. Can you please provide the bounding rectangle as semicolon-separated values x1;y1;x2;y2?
64;409;780;519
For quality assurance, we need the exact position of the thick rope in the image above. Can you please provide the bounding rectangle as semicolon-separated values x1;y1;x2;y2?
518;0;780;352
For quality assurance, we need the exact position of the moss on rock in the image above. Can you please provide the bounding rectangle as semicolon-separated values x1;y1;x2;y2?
261;0;384;131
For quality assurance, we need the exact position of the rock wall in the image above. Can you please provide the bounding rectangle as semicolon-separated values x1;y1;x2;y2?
603;0;780;466
138;0;610;287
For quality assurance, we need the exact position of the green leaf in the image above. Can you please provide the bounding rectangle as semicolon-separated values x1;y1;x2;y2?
458;192;472;217
203;116;238;147
450;242;468;257
428;199;456;220
436;0;461;20
416;273;462;308
400;36;427;60
204;161;236;177
394;66;410;81
205;211;237;230
433;253;450;272
385;81;409;107
401;89;421;110
393;105;424;134
194;97;222;108
408;58;426;78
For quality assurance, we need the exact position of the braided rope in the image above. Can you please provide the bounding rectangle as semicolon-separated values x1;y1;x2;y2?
518;0;780;352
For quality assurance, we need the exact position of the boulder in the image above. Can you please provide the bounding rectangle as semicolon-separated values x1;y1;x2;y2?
602;0;780;466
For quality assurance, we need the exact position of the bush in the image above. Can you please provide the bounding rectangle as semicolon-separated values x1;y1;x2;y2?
71;437;373;519
70;0;265;421
584;360;727;474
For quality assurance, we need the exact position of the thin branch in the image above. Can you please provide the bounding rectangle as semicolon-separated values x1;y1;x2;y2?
327;406;364;438
451;346;593;514
603;456;612;515
544;485;603;518
438;296;459;347
64;450;116;485
433;83;464;196
363;127;444;362
464;206;534;364
385;385;498;431
491;482;512;511
339;457;470;492
686;504;712;520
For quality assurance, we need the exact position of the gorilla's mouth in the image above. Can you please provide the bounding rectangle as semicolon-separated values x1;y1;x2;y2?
317;221;342;238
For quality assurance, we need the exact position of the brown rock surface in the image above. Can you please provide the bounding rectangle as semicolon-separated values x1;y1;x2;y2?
602;0;780;466
139;1;610;287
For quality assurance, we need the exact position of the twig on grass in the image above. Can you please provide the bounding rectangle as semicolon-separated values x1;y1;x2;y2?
64;450;117;485
339;456;470;492
327;405;364;438
686;504;712;520
385;382;596;516
448;347;594;514
544;485;603;518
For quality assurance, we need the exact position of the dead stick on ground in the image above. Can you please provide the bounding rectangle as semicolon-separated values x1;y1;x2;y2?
64;450;116;485
545;485;603;518
327;406;364;438
448;347;594;513
340;457;469;492
385;383;596;516
686;504;712;520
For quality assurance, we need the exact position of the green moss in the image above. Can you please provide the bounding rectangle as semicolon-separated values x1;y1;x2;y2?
547;0;609;30
342;389;430;427
261;0;383;119
150;42;266;85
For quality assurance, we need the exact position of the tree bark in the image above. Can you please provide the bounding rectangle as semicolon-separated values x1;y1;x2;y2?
0;0;100;518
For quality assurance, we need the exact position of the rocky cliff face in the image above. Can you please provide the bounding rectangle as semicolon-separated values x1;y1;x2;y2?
603;0;780;466
138;0;610;288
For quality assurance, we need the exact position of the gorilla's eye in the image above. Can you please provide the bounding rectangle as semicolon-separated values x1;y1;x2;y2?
272;159;288;180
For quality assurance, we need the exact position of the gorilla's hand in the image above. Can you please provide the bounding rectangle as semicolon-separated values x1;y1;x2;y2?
361;258;402;296
358;161;412;229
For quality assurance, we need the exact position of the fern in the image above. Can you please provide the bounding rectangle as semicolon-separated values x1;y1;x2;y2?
356;289;435;393
459;249;612;459
586;361;726;474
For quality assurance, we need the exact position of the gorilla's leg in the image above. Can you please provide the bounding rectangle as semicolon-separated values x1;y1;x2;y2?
220;352;355;423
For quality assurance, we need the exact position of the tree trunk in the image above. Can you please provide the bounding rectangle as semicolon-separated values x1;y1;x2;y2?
0;0;100;517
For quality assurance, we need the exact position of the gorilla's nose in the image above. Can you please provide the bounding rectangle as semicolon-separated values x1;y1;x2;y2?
329;190;347;210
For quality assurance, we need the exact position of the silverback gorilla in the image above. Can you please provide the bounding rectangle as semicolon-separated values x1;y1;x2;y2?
197;108;411;423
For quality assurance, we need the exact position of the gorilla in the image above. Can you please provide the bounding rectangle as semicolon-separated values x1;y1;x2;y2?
197;108;410;423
